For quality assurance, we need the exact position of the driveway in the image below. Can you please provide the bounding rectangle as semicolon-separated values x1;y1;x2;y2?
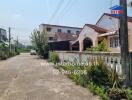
0;53;99;100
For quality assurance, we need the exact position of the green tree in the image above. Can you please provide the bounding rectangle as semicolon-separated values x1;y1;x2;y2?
31;30;49;59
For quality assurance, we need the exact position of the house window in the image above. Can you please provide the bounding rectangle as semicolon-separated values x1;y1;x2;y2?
67;30;71;33
76;31;80;34
109;37;119;48
49;37;54;41
110;37;113;47
46;27;52;32
115;37;119;47
58;29;62;33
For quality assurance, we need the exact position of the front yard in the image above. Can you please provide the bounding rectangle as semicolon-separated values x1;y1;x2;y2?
49;52;132;100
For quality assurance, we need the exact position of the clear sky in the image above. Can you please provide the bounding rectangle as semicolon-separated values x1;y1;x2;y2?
0;0;132;45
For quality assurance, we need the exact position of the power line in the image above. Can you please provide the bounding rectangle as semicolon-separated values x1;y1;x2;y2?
53;0;73;23
49;0;65;23
54;0;78;24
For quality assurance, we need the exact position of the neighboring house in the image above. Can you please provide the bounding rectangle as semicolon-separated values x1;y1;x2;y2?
0;28;7;43
39;24;82;42
96;13;132;52
72;13;132;52
49;32;78;51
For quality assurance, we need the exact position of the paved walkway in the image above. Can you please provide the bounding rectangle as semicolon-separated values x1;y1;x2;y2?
0;53;99;100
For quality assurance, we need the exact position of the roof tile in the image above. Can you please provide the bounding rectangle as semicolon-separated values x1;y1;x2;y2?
86;24;108;33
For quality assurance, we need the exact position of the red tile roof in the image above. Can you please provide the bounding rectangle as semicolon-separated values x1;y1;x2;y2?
86;24;108;33
55;32;78;41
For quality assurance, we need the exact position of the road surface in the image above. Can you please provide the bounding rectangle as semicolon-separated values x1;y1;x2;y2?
0;53;99;100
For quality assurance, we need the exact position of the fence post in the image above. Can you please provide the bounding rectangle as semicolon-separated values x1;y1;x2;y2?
79;52;82;63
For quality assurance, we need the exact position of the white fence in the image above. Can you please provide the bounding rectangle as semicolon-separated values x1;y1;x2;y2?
55;51;123;74
55;51;132;85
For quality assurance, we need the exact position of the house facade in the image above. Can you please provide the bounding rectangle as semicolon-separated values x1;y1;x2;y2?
39;24;82;42
73;13;132;52
96;13;132;52
0;28;7;43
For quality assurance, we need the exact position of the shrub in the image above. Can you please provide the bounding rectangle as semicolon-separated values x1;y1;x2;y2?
0;51;8;60
86;40;108;52
88;81;108;100
97;41;108;51
59;65;88;87
8;52;17;57
49;52;59;64
87;60;112;86
57;61;131;100
0;51;18;60
125;88;132;100
0;43;8;60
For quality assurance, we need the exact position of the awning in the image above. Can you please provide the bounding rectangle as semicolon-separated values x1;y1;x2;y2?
98;31;117;37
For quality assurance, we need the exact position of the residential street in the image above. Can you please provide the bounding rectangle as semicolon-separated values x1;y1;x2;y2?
0;53;99;100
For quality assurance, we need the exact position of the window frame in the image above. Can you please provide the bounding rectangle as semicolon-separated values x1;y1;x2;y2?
67;30;71;33
46;27;52;32
76;31;80;34
48;37;54;41
109;36;119;48
57;29;62;33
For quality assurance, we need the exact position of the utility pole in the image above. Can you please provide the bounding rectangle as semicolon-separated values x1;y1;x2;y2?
17;36;18;48
16;36;19;52
9;27;11;52
120;0;130;86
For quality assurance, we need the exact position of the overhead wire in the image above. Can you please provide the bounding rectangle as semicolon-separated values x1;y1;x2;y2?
49;0;65;23
53;0;73;23
55;0;77;24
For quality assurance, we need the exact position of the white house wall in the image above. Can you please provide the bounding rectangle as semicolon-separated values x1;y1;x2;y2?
79;26;98;45
97;15;132;51
39;24;82;42
39;24;81;34
96;15;119;31
78;25;99;51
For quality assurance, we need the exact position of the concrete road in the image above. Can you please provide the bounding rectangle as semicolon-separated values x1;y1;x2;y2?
0;53;99;100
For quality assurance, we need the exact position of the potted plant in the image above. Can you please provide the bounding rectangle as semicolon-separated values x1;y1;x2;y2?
108;88;127;100
107;67;127;100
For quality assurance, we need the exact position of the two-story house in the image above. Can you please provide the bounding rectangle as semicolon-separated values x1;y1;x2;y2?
39;24;82;42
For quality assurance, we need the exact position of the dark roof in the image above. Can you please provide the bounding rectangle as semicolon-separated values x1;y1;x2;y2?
86;24;108;33
40;24;82;29
55;32;78;41
96;13;132;25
